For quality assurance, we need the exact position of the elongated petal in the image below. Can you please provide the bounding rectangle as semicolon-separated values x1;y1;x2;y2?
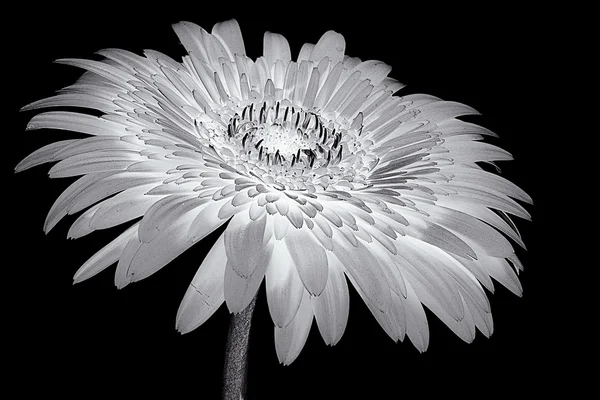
67;203;101;239
284;226;328;296
187;199;230;243
394;236;465;321
265;240;305;328
138;194;206;243
26;111;129;136
15;140;77;173
224;254;271;314
274;290;313;365
311;252;350;346
90;184;160;230
212;19;245;57
176;233;227;333
73;223;139;283
403;281;430;352
332;237;390;313
114;213;197;288
310;31;345;65
264;32;291;66
224;212;271;279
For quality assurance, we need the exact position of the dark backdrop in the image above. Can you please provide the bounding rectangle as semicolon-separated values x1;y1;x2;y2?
7;4;564;398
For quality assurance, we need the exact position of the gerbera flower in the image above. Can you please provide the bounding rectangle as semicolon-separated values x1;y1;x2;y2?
17;18;531;393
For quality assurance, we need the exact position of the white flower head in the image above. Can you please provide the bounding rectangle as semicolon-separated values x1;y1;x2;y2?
17;19;532;365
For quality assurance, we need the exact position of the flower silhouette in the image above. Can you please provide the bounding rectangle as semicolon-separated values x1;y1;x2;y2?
17;19;532;369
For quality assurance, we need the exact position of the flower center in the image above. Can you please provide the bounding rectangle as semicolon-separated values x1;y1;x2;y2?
227;101;343;170
196;99;377;192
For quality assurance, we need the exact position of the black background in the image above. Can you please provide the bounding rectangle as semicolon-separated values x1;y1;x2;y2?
6;4;571;398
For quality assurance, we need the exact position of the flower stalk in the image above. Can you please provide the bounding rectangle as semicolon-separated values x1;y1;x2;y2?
223;294;257;400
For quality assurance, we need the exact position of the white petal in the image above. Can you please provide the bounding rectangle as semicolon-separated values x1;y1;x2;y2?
348;269;398;341
26;111;129;136
413;203;515;258
403;281;430;352
297;43;314;61
394;236;465;321
176;233;227;333
314;61;343;109
69;172;163;219
284;227;328;296
302;66;320;109
138;194;206;243
224;254;270;314
55;58;136;88
67;203;100;239
172;21;210;63
332;237;390;313
416;100;479;123
15;140;77;173
45;172;115;234
274;290;313;365
404;273;475;343
350;60;392;87
48;151;143;178
435;198;526;249
480;256;523;296
90;184;160;230
224;212;271;279
311;252;349;346
263;32;291;66
404;214;477;260
73;223;139;283
271;213;289;240
265;240;305;328
114;213;197;288
22;92;118;113
310;31;345;65
446;167;532;204
443;141;512;163
187;199;230;242
212;19;245;58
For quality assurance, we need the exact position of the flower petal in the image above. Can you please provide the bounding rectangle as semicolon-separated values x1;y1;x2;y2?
15;140;77;173
310;31;345;65
265;240;305;328
311;252;349;346
26;111;129;136
274;290;313;365
403;281;430;352
263;32;291;66
284;226;329;296
480;256;523;296
224;253;271;314
187;199;231;243
332;237;390;313
90;184;160;230
176;233;227;333
138;194;206;243
73;223;139;283
224;212;271;279
67;203;101;239
212;19;245;58
394;236;465;321
114;212;206;288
